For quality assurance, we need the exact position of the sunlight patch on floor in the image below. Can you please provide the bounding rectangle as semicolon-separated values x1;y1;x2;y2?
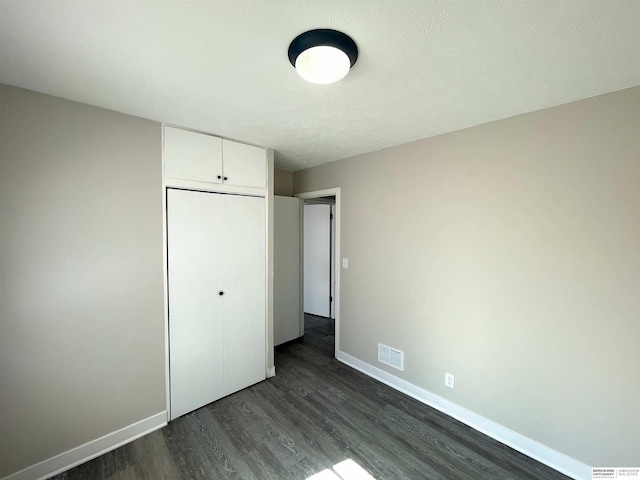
307;459;376;480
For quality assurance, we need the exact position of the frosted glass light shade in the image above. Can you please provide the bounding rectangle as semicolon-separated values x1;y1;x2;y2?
295;45;351;84
288;29;358;85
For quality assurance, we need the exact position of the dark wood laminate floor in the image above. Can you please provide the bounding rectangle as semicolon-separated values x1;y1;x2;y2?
52;314;569;480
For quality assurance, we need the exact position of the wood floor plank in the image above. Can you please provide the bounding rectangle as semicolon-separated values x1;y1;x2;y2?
52;314;570;480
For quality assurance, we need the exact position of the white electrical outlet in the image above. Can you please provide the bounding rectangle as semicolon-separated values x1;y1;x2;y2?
445;372;455;389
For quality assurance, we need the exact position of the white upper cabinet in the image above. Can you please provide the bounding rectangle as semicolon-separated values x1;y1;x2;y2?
222;139;267;189
163;125;266;191
164;126;222;183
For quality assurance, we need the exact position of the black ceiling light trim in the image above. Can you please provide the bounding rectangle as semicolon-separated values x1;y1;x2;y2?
288;29;359;68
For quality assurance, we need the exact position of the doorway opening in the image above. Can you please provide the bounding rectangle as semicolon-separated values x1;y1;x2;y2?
296;188;341;358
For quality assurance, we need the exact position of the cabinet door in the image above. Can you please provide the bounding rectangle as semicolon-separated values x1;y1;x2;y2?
222;194;266;395
222;139;266;188
164;126;223;183
167;188;224;420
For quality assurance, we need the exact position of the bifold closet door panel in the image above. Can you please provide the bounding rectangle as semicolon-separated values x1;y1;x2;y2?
167;188;224;420
222;195;266;396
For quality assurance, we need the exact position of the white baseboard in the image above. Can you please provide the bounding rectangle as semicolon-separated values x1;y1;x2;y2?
336;351;591;480
267;366;276;378
3;411;167;480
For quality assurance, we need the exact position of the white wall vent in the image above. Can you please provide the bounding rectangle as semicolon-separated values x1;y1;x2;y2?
378;343;404;371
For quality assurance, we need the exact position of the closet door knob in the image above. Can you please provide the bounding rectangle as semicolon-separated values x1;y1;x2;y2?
223;176;228;181
219;291;224;296
217;175;222;180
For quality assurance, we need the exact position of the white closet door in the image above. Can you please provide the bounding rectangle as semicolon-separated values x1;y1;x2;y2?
304;204;331;317
222;194;266;395
167;188;224;420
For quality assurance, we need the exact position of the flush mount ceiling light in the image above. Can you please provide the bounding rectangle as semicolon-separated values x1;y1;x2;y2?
288;29;358;84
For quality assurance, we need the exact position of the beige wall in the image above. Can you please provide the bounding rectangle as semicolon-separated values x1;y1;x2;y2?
0;85;166;477
274;168;294;196
294;86;640;466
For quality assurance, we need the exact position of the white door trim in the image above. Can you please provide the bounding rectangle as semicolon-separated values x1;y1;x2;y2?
295;188;341;358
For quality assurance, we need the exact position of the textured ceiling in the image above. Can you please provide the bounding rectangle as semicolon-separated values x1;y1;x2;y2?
1;1;640;171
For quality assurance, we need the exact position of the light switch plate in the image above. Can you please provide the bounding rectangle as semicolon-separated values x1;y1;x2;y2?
342;258;349;269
